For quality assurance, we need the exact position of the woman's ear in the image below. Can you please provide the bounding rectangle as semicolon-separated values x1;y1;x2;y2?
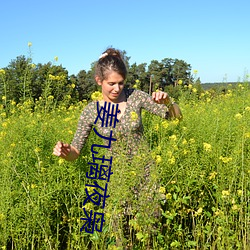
95;76;102;86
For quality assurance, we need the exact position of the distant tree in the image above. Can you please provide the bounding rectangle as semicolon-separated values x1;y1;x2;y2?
5;55;33;102
77;67;98;101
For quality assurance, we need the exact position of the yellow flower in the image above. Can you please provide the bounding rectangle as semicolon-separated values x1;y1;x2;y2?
0;213;5;221
203;142;212;152
130;171;137;176
28;42;32;47
245;132;250;138
135;79;140;83
54;56;58;61
234;113;242;120
91;91;103;101
193;69;198;74
71;83;76;89
58;158;64;165
133;84;138;89
178;79;183;85
222;190;230;197
195;207;203;216
130;111;138;121
2;96;6;100
154;123;159;131
208;171;217;180
245;106;250;112
237;190;243;196
169;134;177;141
48;95;54;100
159;186;166;194
192;88;197;93
0;69;6;75
162;120;168;128
232;204;239;211
189;138;195;144
188;84;193;89
31;184;37;189
34;147;41;153
155;155;162;164
219;156;232;164
165;193;172;199
11;100;16;106
168;156;175;165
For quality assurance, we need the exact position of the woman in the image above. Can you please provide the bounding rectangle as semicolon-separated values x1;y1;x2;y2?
53;48;182;246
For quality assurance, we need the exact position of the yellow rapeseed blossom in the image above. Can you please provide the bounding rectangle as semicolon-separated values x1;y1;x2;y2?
245;106;250;112
2;96;6;100
234;113;242;120
195;207;203;216
237;189;243;196
0;69;6;75
189;138;195;144
54;56;58;61
0;213;5;221
155;155;162;164
130;111;138;121
31;184;37;189
91;91;103;101
154;123;159;131
219;156;232;164
188;84;193;89
168;156;176;165
165;193;172;199
28;42;32;47
169;134;177;141
232;204;239;211
178;79;183;85
222;190;230;197
34;147;41;153
182;138;187;145
159;186;166;194
135;79;140;83
208;171;217;180
71;83;75;89
203;142;212;152
58;158;64;165
193;69;198;74
161;120;168;128
133;84;138;89
48;95;54;100
244;132;250;138
192;88;197;93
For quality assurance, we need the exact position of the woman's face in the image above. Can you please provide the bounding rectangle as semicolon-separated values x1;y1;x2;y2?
96;71;125;103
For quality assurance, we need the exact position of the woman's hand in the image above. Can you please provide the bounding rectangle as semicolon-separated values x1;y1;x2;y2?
53;141;71;158
53;141;80;161
152;91;171;105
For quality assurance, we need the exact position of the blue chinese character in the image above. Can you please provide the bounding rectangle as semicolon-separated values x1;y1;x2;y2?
94;101;120;128
91;129;117;154
80;208;105;233
86;162;113;182
83;181;109;209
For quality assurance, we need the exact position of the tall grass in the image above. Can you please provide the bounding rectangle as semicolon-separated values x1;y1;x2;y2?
0;83;249;249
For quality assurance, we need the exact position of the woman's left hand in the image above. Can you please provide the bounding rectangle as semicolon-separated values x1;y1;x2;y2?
152;91;171;104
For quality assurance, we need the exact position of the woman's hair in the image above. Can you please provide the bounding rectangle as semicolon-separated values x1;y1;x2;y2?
95;48;127;81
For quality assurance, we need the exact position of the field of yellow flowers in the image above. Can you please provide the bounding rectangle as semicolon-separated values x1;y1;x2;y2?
0;83;249;249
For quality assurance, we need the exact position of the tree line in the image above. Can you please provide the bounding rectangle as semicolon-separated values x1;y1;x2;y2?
0;51;200;106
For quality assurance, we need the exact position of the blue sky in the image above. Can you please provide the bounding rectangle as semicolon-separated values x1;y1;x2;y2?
1;0;249;83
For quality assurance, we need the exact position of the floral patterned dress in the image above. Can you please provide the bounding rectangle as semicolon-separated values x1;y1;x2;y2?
71;88;169;154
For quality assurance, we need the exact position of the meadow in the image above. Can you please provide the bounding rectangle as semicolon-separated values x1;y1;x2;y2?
0;82;249;249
